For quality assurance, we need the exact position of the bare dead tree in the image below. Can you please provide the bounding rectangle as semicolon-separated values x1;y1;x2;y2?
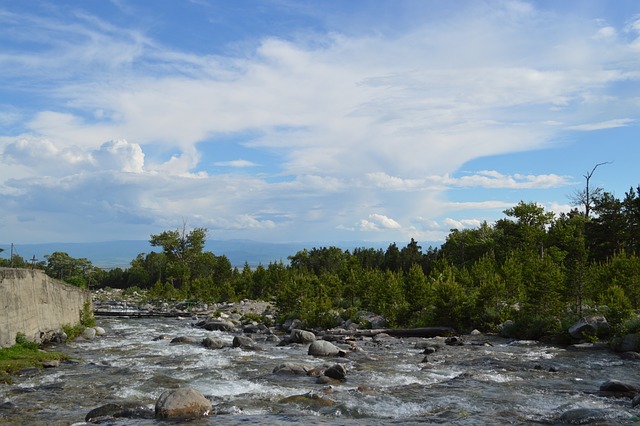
570;162;611;217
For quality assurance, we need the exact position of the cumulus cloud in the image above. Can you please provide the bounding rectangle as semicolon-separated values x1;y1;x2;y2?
359;214;402;232
91;139;144;173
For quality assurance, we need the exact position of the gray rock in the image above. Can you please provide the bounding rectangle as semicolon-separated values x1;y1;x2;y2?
323;363;347;381
568;315;609;339
83;328;96;340
272;362;313;376
155;387;211;419
559;408;610;424
170;336;199;345
308;340;343;357
94;326;106;336
202;336;225;350
86;402;154;422
599;379;640;397
200;318;236;332
613;333;640;353
290;329;316;344
233;335;259;350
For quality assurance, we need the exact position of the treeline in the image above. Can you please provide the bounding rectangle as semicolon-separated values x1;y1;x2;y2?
4;185;640;338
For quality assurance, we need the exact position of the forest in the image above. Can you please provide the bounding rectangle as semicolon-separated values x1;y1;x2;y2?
3;184;640;340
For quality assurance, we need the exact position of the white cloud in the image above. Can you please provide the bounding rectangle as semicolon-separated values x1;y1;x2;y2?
568;118;635;131
91;139;144;173
213;159;258;167
443;218;483;230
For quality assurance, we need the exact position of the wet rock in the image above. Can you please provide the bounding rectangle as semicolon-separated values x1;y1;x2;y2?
199;318;237;332
232;335;259;350
266;334;281;344
308;340;345;357
290;329;316;344
278;392;335;409
202;336;225;350
272;362;313;376
559;407;610;424
323;363;347;381
599;379;640;397
445;336;464;346
94;326;106;336
155;387;212;419
152;334;170;341
85;401;154;422
620;351;640;361
170;336;199;345
41;360;60;368
568;315;609;340
633;394;640;407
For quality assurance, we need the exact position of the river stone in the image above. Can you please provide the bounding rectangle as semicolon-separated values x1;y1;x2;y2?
94;326;106;336
200;319;236;332
568;315;609;339
599;379;640;397
155;387;212;419
323;363;347;381
279;392;335;409
202;336;225;350
290;329;316;344
233;335;258;350
170;336;199;345
85;402;154;422
83;328;96;340
308;340;342;357
272;362;313;376
559;407;610;424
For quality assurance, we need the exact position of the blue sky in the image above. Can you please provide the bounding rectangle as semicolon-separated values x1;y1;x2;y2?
1;0;639;246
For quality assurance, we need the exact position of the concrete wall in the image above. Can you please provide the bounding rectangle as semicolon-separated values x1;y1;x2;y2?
0;268;90;348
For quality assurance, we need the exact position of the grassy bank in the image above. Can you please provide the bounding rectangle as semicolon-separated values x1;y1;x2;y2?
0;334;69;383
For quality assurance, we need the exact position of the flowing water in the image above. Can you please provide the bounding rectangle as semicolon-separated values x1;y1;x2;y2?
1;317;640;425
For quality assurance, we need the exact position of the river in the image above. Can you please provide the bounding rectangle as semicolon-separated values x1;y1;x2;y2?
1;317;639;425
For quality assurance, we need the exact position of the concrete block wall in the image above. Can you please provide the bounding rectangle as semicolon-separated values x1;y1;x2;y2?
0;268;90;348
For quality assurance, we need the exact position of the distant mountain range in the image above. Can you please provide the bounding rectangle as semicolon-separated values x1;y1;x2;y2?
0;239;434;269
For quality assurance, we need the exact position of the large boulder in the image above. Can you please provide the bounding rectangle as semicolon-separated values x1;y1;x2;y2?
568;315;609;339
323;363;347;381
308;340;346;357
155;387;212;419
290;329;316;344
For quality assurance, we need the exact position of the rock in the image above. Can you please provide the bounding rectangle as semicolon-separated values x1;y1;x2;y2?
272;362;313;376
279;392;335;408
308;340;345;357
599;379;640;397
83;328;97;340
568;315;609;339
445;336;464;346
199;318;237;332
323;363;347;381
41;360;60;368
613;334;640;353
232;335;259;350
290;329;316;344
202;336;225;350
170;336;199;345
620;351;640;361
633;394;640;407
85;402;154;422
153;335;170;341
155;387;212;419
94;326;106;336
470;329;482;336
266;334;281;344
559;408;610;424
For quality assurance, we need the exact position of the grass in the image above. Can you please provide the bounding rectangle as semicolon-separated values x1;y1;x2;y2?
0;335;69;383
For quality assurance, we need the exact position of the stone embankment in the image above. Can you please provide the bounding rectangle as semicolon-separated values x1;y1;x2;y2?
0;268;90;347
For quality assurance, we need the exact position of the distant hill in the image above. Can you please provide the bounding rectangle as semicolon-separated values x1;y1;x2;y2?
0;239;430;269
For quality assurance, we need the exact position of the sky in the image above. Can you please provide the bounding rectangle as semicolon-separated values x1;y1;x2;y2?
1;0;639;247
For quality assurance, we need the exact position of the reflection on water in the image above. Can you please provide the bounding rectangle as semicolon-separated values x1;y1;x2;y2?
0;317;639;425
